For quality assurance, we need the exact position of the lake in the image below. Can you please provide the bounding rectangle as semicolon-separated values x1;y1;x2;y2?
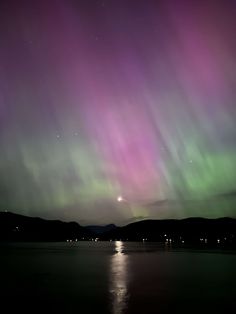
0;242;235;313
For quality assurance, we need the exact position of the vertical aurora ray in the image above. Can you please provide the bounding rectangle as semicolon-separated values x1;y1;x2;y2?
0;0;236;224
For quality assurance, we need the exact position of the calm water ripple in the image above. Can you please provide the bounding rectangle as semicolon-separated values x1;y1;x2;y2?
0;242;236;313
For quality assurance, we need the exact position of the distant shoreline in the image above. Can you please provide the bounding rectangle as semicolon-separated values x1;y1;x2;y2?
1;212;236;248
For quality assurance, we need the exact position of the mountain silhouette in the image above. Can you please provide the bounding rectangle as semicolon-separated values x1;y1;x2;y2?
0;212;236;246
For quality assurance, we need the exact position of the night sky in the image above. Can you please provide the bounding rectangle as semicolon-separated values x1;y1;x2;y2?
1;0;236;225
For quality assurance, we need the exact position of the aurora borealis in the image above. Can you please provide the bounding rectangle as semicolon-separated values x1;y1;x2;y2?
0;0;236;224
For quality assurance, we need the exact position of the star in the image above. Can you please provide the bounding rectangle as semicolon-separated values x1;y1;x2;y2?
117;196;123;202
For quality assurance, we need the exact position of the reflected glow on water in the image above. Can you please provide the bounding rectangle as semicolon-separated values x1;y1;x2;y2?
110;241;128;314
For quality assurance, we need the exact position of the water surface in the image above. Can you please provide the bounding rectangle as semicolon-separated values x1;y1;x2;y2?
0;242;235;313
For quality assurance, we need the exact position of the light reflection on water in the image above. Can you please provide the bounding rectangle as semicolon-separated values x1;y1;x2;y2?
110;241;128;314
1;242;236;313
